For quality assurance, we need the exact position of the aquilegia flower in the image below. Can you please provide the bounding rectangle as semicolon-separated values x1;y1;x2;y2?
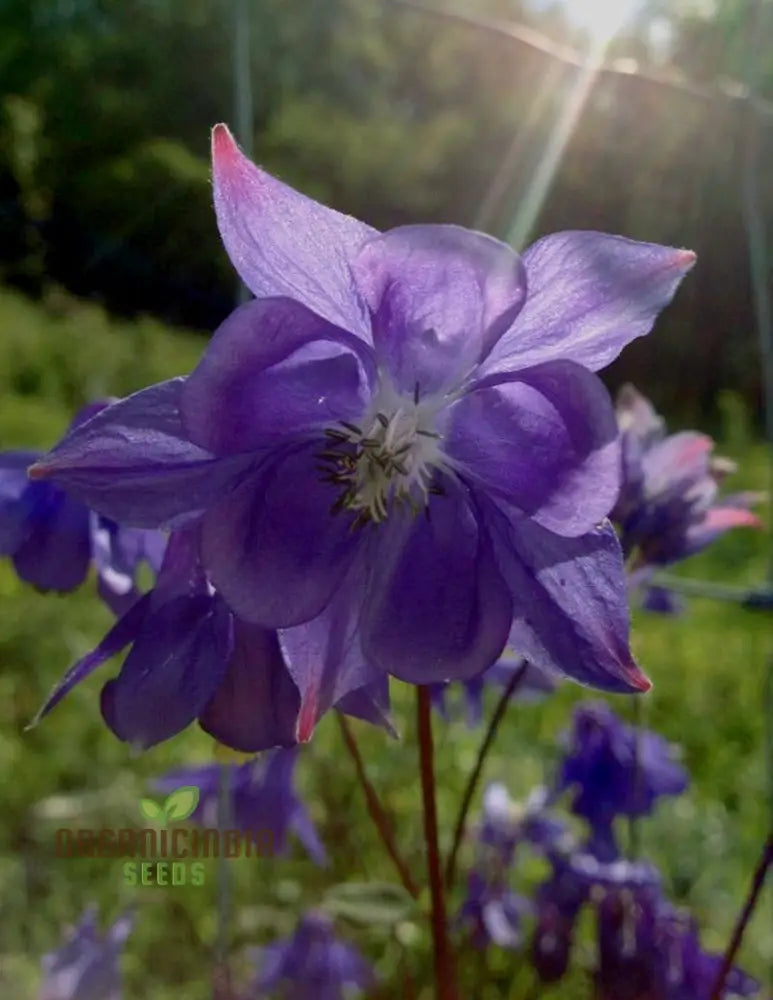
613;385;762;584
557;701;688;859
1;403;164;614
38;905;133;1000
30;124;696;731
155;748;326;864
250;912;374;1000
32;527;392;750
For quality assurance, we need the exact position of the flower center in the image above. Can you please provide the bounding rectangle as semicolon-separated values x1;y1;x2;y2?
318;382;446;527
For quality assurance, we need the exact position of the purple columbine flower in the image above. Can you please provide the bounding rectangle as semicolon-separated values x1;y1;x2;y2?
251;911;374;1000
1;403;164;614
29;125;697;732
458;870;533;950
613;385;762;577
38;905;133;1000
31;527;392;750
557;701;688;859
155;748;326;864
430;654;556;726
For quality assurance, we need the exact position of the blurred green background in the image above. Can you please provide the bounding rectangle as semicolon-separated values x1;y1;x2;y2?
1;0;772;996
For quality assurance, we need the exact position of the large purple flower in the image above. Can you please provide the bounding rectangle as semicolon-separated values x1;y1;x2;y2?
1;403;164;614
38;905;133;1000
155;749;326;864
30;125;696;725
31;527;391;750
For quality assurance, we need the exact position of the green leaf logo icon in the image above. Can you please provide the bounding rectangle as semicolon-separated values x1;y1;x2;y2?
139;798;163;822
164;786;200;823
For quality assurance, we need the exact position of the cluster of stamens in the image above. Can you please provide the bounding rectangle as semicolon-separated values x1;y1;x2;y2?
317;388;445;529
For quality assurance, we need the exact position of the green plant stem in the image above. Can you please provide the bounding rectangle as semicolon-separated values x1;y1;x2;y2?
337;713;420;898
417;685;458;1000
710;830;773;1000
444;662;528;891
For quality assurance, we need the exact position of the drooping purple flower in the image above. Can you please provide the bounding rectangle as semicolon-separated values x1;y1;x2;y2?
31;526;392;751
38;905;133;1000
557;701;688;859
458;871;532;950
431;654;556;726
0;403;164;614
251;912;374;1000
613;385;762;577
30;125;697;730
155;748;326;864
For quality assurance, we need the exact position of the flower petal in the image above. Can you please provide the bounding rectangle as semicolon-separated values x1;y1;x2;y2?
486;507;650;693
198;620;300;752
360;483;512;683
353;225;526;394
201;447;361;629
12;483;91;591
29;592;151;725
335;676;397;737
278;557;381;742
100;592;233;748
481;232;695;375
29;380;254;529
212;123;374;337
0;450;40;553
180;298;373;455
447;360;620;537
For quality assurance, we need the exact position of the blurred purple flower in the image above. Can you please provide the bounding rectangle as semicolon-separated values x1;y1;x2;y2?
251;912;374;1000
31;527;392;751
430;654;556;727
458;871;532;950
38;905;133;1000
476;782;568;869
557;701;688;859
613;385;762;579
155;748;326;864
0;403;163;614
31;125;697;727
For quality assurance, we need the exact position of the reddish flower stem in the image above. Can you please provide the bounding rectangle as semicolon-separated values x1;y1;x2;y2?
417;685;458;1000
710;829;773;1000
337;713;420;899
444;662;528;891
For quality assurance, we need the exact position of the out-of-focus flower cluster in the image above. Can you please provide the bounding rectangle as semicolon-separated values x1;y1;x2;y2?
455;700;760;999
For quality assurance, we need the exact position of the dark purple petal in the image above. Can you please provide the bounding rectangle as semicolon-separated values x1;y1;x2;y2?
335;676;396;736
30;593;151;724
360;484;512;683
481;232;695;375
198;620;300;752
0;450;40;553
201;447;360;628
448;360;620;537
212;124;374;337
101;593;234;749
487;508;651;693
12;483;91;591
353;225;526;394
278;556;381;741
180;298;373;454
30;380;254;529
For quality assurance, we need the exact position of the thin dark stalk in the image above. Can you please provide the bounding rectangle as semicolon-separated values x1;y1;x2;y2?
417;685;457;1000
337;713;419;899
213;763;232;1000
444;663;529;890
710;830;773;1000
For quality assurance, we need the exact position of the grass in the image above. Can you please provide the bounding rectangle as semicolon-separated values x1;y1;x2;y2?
0;284;770;997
